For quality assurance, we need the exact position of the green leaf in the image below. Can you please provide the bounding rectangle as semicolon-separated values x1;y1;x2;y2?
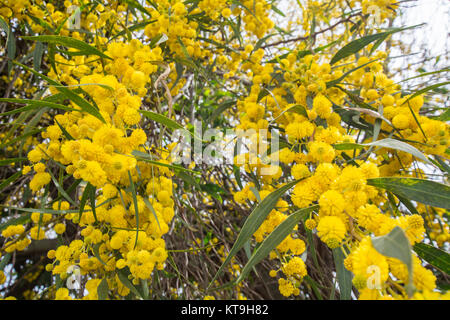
55;118;75;141
208;180;299;288
149;33;168;48
110;20;155;42
92;243;107;266
333;138;432;164
79;183;93;222
0;16;15;74
12;61;105;123
333;247;353;300
434;155;450;175
330;24;424;65
0;205;80;215
143;197;161;231
0;98;79;114
249;186;261;203
0;253;12;270
89;184;98;223
123;0;151;16
33;41;44;71
0;171;22;191
208;100;236;124
26;14;55;33
97;278;109;300
233;165;243;190
436;108;450;122
0;158;26;166
48;170;77;207
327;59;380;88
139;110;183;131
413;243;450;275
402;81;450;105
140;279;149;300
128;171;140;249
132;150;199;174
175;170;201;190
371;226;414;296
271;4;285;17
270;104;307;125
0;213;31;232
0;17;9;44
367;177;450;209
201;183;225;202
398;67;450;84
1;128;44;149
236;205;318;284
22;35;112;60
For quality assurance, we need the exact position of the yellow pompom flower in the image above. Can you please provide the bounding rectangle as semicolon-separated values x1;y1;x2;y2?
278;278;295;297
392;114;410;129
381;94;395;106
103;184;118;199
308;141;335;163
317;216;346;248
291;163;310;180
33;162;46;173
221;8;232;18
282;257;307;278
30;226;46;240
312;94;332;119
55;288;72;300
22;165;32;175
54;223;66;235
122;108;141;125
30;172;51;192
305;218;317;230
319;190;346;216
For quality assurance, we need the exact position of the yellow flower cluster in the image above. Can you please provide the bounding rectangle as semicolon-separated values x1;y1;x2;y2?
229;1;449;298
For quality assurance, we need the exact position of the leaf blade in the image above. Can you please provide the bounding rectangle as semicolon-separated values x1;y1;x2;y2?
208;180;299;287
237;205;318;283
367;177;450;209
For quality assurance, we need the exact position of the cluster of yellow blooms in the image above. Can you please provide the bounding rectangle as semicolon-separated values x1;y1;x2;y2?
37;35;177;296
0;0;448;301
0;0;182;300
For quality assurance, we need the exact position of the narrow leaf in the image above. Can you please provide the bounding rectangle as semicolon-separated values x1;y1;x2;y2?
333;138;431;164
22;35;111;60
209;180;299;287
139;109;183;131
237;205;318;283
413;243;450;275
333;247;353;300
367;177;450;209
97;278;109;300
330;24;424;65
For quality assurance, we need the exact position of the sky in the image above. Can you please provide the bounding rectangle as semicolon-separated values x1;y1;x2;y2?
398;0;449;58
